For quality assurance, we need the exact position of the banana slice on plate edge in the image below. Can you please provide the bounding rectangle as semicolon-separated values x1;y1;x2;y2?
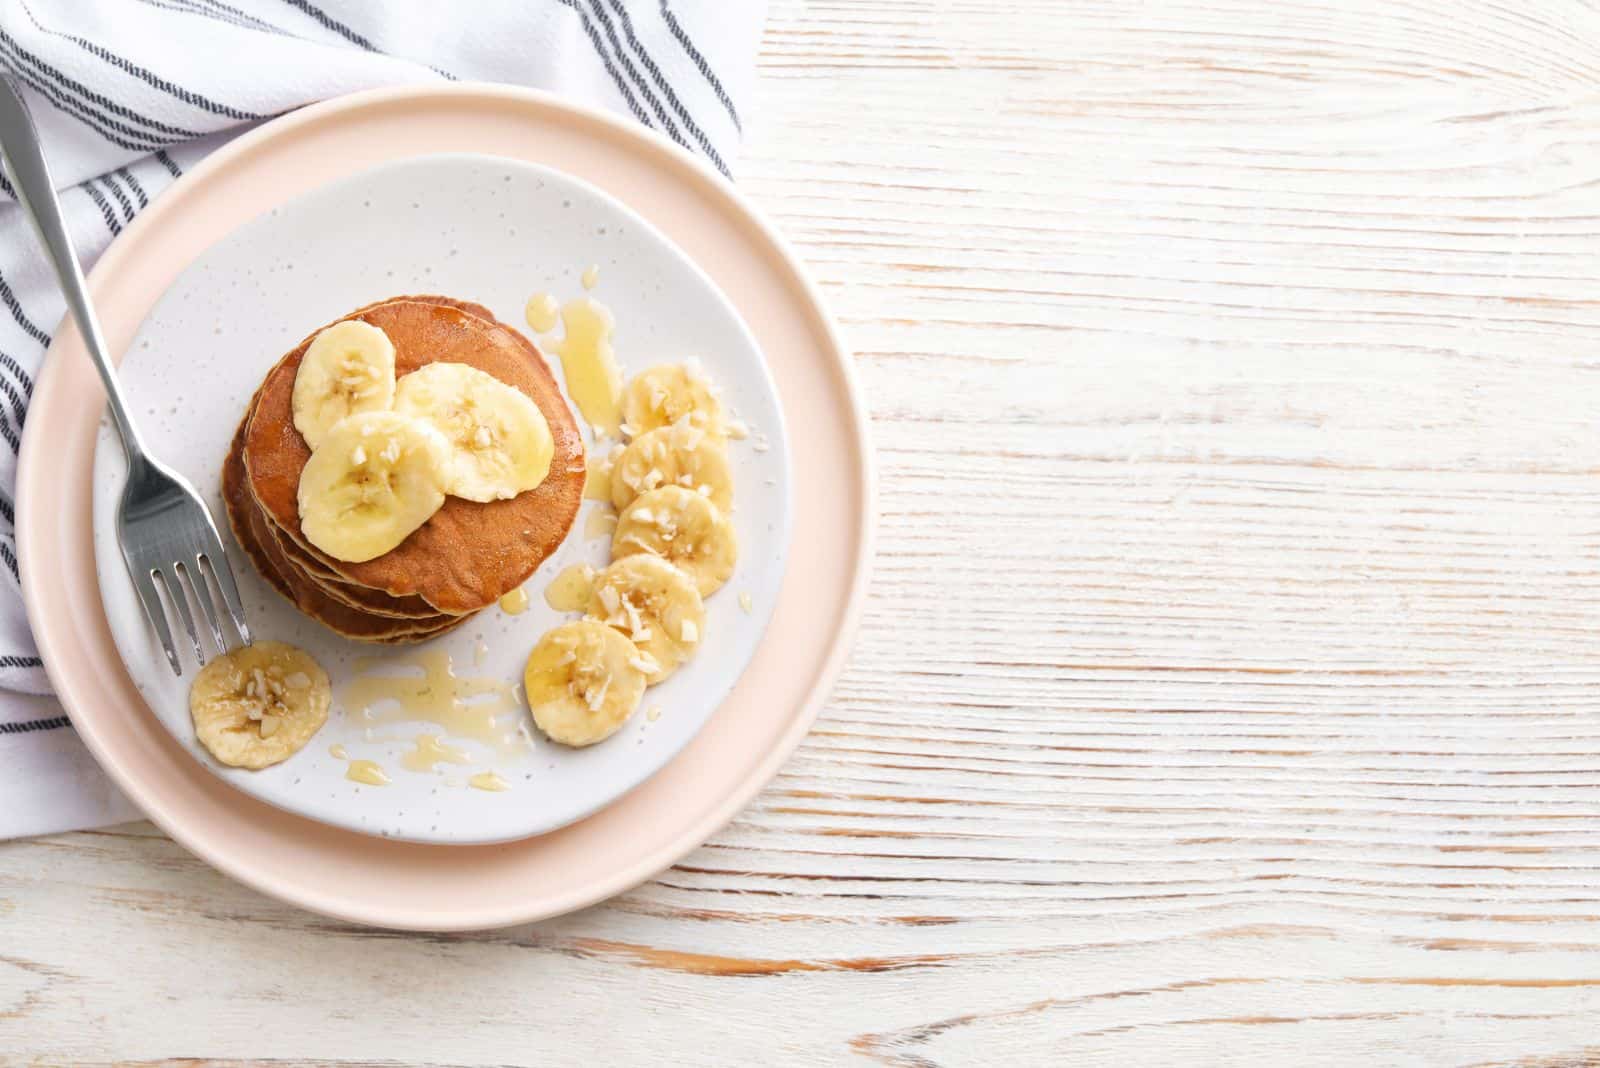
609;419;733;514
619;361;724;440
190;641;331;769
612;485;738;598
523;620;649;747
586;554;706;683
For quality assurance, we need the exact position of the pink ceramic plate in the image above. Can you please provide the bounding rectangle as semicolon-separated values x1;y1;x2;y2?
18;85;872;930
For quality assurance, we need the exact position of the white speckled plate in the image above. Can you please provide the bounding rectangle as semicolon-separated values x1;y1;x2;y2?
91;154;791;845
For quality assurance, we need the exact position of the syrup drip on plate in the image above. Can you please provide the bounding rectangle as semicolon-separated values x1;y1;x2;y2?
341;650;524;759
469;771;511;792
345;759;390;786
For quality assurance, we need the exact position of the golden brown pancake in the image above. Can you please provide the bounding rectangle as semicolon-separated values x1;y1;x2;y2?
237;390;457;621
257;513;449;620
244;296;585;615
223;417;460;642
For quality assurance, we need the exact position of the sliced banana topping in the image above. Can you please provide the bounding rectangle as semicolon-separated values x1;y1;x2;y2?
612;485;737;597
610;420;733;514
291;320;397;449
297;411;450;563
620;362;724;440
523;620;647;746
586;555;705;682
189;641;330;769
393;362;554;502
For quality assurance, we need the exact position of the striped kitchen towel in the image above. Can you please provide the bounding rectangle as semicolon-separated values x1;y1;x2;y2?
0;0;766;839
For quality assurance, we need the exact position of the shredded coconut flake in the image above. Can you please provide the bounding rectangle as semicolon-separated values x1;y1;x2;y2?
622;597;647;639
585;672;611;712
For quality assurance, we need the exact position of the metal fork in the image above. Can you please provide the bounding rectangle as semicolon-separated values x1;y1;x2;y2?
0;76;250;674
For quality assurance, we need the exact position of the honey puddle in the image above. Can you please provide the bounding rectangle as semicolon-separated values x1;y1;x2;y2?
341;649;524;759
346;759;390;786
738;591;753;614
548;296;622;436
499;586;530;615
584;508;617;540
544;563;595;611
584;454;613;501
469;771;511;792
581;263;601;290
328;743;348;760
524;292;559;334
401;733;473;774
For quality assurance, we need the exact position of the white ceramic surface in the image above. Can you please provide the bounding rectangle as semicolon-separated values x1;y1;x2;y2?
91;154;791;845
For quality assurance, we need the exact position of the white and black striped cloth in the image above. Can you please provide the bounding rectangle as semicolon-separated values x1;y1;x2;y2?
0;0;765;838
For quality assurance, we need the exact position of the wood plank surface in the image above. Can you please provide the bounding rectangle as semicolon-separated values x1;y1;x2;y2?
10;1;1600;1063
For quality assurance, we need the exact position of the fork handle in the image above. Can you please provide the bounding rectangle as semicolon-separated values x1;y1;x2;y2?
0;76;150;466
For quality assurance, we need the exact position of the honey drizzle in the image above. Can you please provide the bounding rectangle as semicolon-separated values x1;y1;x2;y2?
584;454;614;501
524;292;560;334
544;563;595;612
400;733;473;774
498;587;530;615
584;508;618;539
469;771;511;792
549;296;622;436
340;649;524;758
346;759;390;786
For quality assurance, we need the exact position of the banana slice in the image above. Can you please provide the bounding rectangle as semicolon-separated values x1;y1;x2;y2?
292;320;397;449
587;555;706;682
620;362;724;439
189;641;331;769
523;620;648;746
610;421;733;514
612;485;737;597
392;362;554;502
297;411;450;563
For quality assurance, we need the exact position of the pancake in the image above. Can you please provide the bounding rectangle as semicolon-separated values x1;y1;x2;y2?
257;512;450;620
244;296;585;615
223;415;460;643
237;390;459;621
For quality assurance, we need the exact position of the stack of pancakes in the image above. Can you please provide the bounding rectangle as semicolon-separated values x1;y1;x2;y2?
223;295;585;643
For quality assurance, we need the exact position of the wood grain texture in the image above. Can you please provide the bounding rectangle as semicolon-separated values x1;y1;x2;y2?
8;0;1600;1063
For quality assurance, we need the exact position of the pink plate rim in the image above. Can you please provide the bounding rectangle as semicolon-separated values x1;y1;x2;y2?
18;83;874;930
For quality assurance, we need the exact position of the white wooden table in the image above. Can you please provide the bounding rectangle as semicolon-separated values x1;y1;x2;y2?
9;1;1600;1062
